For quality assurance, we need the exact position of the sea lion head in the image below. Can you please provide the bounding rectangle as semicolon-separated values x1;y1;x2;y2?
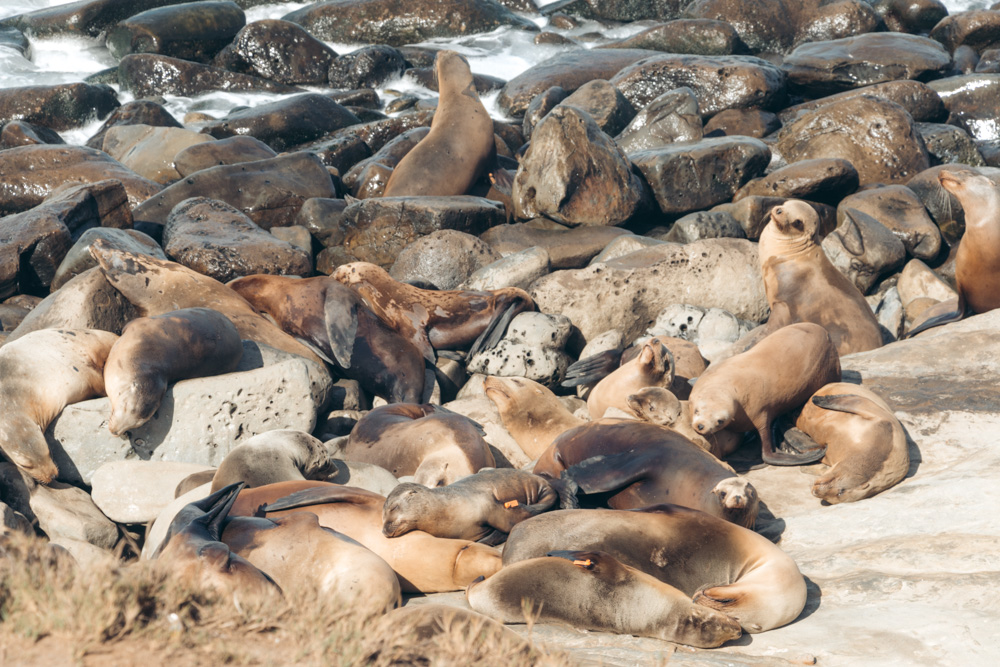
812;469;869;505
107;375;165;436
626;387;682;426
483;376;537;414
712;477;759;529
636;342;674;382
768;200;819;240
690;399;733;436
435;50;476;98
382;482;432;538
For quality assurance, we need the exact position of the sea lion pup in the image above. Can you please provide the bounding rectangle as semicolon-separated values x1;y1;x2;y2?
221;512;401;615
503;505;807;634
587;340;674;419
104;307;243;435
332;262;534;362
382;50;495;198
381;468;575;545
563;336;706;400
466;550;743;648
689;322;841;466
756;199;882;356
0;328;119;482
483;375;584;460
338;403;495;487
533;419;759;528
626;387;742;459
227;274;430;403
231;481;503;593
789;382;909;504
907;170;1000;336
153;483;280;599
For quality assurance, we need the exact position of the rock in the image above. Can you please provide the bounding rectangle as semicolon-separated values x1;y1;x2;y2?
774;94;931;186
343;127;430;199
52;227;165;291
466;312;573;386
630;136;770;216
328;45;407;89
441;397;529;468
513;106;645;226
0;197;81;297
0;120;65;149
322;110;435;155
1;0;200;38
90;461;214;524
294;198;349;248
0;500;32;535
875;286;903;341
84;99;183;150
117;53;302;98
556;79;635;137
904;164;989;245
540;0;688;22
589;235;667;264
647;303;754;361
733;158;859;206
105;1;245;63
173;135;277;177
407;67;507;95
930;10;1000;54
915;122;986;167
462;247;551;291
102;124;213;184
271;225;311;256
928;74;1000;143
703;108;781;138
29;483;117;550
976;49;1000;73
213;19;337;85
600;19;748;55
0;82;119;133
389;230;501;290
872;0;947;34
480;223;630;269
522;87;567;140
610;54;787;116
778;80;947;125
614;87;703;153
822;208;907;294
0;26;29;56
530;238;766;343
664;210;747;243
896;258;957;307
836;185;942;260
163;197;312;283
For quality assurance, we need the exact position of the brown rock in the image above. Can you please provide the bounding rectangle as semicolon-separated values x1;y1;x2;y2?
539;0;689;21
703;108;780;138
102;124;213;184
614;87;702;153
0;121;65;149
733;158;858;205
328;45;407;89
117;53;302;98
0;205;72;299
522;87;567;140
83;99;182;150
915;122;985;167
173;135;278;177
600;19;748;55
778;80;947;125
342;127;430;198
905;164;996;245
0;82;119;132
403;67;506;95
105;1;245;63
324;110;435;153
0;0;189;38
821;208;907;293
479;223;630;269
213;19;337;85
390;230;502;289
930;10;1000;54
928;74;1000;143
557;79;635;137
836;185;942;260
872;0;947;34
293;198;349;248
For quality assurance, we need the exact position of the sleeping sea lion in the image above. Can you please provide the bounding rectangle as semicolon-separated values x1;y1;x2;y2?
626;387;743;459
587;340;674;420
483;375;584;460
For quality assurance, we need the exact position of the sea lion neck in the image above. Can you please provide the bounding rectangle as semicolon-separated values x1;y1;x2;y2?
758;222;816;262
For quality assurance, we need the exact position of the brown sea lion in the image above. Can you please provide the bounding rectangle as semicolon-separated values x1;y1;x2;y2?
382;51;495;198
689;322;841;466
907;171;1000;336
381;468;573;545
332;261;534;362
466;550;743;648
231;481;502;593
789;382;909;503
483;375;585;460
104;307;243;435
502;505;807;634
338;403;495;487
227;274;430;403
626;387;743;459
0;328;119;482
587;340;674;419
533;419;759;528
757;199;883;355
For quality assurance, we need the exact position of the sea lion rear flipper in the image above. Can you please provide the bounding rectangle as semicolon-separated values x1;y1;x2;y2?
561;451;656;495
903;297;965;338
467;300;521;358
779;428;825;456
811;394;880;418
547;477;580;509
477;528;508;547
324;288;361;368
561;350;623;388
263;485;381;513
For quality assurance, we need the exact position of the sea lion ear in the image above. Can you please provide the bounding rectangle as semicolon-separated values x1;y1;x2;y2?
638;344;655;366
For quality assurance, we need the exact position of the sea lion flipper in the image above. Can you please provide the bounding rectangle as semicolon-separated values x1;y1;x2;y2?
811;394;879;417
561;350;623;387
324;289;360;368
839;209;867;256
779;427;825;457
903;297;964;338
263;485;380;513
477;528;508;547
467;300;520;358
547;477;580;509
562;452;655;495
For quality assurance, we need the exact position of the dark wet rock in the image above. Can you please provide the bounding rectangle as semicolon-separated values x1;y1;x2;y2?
540;0;688;22
975;48;1000;73
132;151;336;232
327;89;381;109
512;106;645;226
282;0;537;46
342;127;430;199
822;208;907;293
173;135;277;177
325;110;435;154
163;197;312;282
396;45;443;67
315;196;505;271
328;45;407;89
300;134;372;174
954;45;981;75
703;108;780;137
556;79;635;136
197;93;360;152
783;33;952;97
602;19;747;56
212;19;337;85
495;0;537;12
102;124;213;184
83;99;182;150
0;305;30;332
664;210;747;243
384;95;419;113
610;54;787;116
497;49;652;117
534;31;577;46
40;180;133;243
837;185;942;261
631;136;770;216
51;227;164;291
493;121;524;156
0;121;64;149
928;74;1000;143
117;53;302;98
294;197;349;248
916;122;986;167
390;229;501;289
775;95;931;186
0;26;29;56
614;87;702;153
480;223;630;269
105;1;245;63
0;83;118;133
872;0;946;34
403;67;506;95
0;203;71;298
346;107;389;123
0;0;186;38
547;12;579;29
522;87;566;140
930;10;1000;54
779;80;947;126
733;158;859;205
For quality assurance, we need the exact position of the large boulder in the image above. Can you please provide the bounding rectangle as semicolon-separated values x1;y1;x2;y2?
390;230;501;290
600;19;748;55
105;1;245;63
614;87;703;153
213;19;338;85
733;158;859;206
480;223;630;269
117;53;302;98
465;312;573;386
821;208;907;294
836;185;942;261
930;10;1000;54
101;124;213;184
928;74;1000;143
0;82;119;132
779;80;947;126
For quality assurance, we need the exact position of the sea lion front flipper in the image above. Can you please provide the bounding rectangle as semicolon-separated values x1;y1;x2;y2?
903;297;965;338
323;288;361;368
477;528;508;547
779;427;825;457
263;485;381;513
561;350;623;388
839;209;867;256
467;299;521;358
561;451;656;495
811;394;880;418
762;419;826;466
294;336;337;366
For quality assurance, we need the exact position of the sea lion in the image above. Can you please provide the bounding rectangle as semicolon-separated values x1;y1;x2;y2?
757;199;883;356
587;340;674;419
533;419;759;528
382;50;495;198
227;274;430;403
0;328;119;482
503;505;807;634
231;481;503;593
381;468;573;545
338;403;495;487
466;550;743;648
483;375;584;460
104;307;243;435
907;170;1000;336
689;322;841;466
221;512;401;615
789;382;909;503
332;261;534;362
626;387;742;459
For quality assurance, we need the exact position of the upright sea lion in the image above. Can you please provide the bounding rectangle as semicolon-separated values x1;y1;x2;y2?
466;550;743;648
227;274;430;403
503;505;807;634
104;307;243;435
626;387;743;459
757;200;883;355
382;50;495;198
0;328;119;482
587;340;674;419
483;375;584;460
689;322;841;466
332;262;534;362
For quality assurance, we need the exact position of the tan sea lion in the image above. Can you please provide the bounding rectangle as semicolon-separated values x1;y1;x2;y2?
332;262;534;362
382;50;495;198
757;199;883;355
626;387;743;459
231;481;502;593
533;419;759;528
483;375;584;460
227;274;431;403
466;550;743;648
338;403;495;487
0;328;119;482
502;505;807;634
587;340;674;419
104;307;243;435
689;322;841;466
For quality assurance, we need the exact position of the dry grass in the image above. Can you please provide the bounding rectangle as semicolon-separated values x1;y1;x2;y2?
0;533;570;666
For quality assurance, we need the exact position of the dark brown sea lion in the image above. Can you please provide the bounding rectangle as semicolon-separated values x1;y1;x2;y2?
483;375;585;461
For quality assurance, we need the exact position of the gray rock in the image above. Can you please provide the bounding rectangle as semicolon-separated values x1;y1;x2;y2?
822;208;907;294
665;210;747;243
51;227;165;291
461;246;551;292
614;87;703;154
90;460;215;524
875;286;904;341
173;135;277;177
557;79;635;137
647;303;754;361
589;235;667;264
29;482;117;550
836;185;942;261
390;230;501;290
896;258;957;308
466;312;573;386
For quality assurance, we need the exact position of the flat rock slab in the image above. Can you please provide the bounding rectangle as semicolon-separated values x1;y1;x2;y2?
90;460;214;524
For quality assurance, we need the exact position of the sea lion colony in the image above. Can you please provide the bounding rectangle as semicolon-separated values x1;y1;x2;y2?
0;0;996;656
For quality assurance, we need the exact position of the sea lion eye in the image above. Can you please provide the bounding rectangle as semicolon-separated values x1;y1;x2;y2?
774;207;783;216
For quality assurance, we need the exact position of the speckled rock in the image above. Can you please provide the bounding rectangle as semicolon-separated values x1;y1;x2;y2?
779;80;947;126
915;122;985;167
872;0;947;34
664;210;747;243
105;1;245;63
390;230;501;290
480;223;630;269
647;303;755;361
213;19;338;85
328;45;407;89
117;53;301;98
589;235;667;264
930;9;1000;54
465;312;573;387
822;208;907;294
703;108;780;138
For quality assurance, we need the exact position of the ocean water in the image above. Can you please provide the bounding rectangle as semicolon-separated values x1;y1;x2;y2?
0;0;991;145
